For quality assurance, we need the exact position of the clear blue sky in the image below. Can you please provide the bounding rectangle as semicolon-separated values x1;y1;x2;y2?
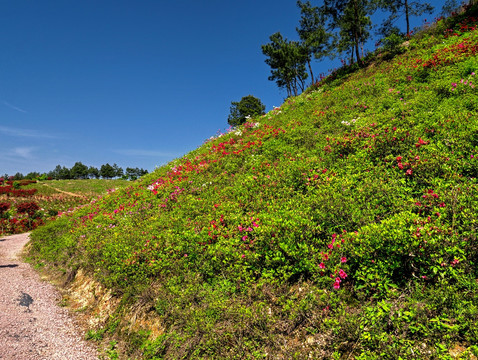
0;0;448;176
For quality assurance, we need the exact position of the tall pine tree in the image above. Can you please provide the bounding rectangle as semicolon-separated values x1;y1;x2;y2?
296;1;331;85
262;32;309;97
377;0;434;36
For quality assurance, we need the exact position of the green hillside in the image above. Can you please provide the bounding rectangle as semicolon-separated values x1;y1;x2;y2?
29;7;478;359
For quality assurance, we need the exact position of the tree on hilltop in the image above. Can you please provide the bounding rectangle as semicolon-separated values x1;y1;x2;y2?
113;163;124;179
320;0;374;66
296;1;331;85
227;95;266;127
376;0;434;36
126;167;148;180
100;163;116;179
70;162;89;179
88;166;100;179
262;32;309;97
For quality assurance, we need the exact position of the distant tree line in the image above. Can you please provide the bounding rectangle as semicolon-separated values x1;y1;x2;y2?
3;162;148;181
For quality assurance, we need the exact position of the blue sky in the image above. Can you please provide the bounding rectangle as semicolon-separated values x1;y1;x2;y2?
0;0;448;176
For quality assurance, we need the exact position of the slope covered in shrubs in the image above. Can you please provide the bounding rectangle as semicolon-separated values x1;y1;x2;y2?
29;7;478;359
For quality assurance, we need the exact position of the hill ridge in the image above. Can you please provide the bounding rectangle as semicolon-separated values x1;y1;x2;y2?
29;6;478;359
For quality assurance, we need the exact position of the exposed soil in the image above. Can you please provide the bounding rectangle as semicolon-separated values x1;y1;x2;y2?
38;182;85;198
0;233;99;359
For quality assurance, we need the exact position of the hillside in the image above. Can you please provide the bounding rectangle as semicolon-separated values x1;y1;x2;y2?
28;7;478;359
0;179;127;235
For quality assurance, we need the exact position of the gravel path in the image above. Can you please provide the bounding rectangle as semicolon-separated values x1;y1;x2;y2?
0;233;99;360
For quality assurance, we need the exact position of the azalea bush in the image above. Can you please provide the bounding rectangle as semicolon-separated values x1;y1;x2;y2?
28;7;478;359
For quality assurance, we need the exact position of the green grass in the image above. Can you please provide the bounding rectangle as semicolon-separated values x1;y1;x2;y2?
28;6;478;359
26;179;128;197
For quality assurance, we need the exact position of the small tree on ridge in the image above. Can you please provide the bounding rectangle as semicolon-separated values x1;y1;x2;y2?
227;95;266;127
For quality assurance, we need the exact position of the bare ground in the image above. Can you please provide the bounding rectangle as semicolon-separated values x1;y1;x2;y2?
0;233;99;360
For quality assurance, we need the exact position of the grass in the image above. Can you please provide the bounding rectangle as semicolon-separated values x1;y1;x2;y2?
26;179;128;197
28;5;478;359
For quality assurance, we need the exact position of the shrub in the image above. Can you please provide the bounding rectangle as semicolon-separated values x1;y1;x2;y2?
16;202;40;216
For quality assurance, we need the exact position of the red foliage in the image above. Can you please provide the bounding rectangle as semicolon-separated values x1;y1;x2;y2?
0;186;37;197
0;202;10;214
421;38;478;69
16;202;40;216
0;186;13;195
11;189;37;197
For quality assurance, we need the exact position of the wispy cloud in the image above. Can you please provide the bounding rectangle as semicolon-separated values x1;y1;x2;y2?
113;149;182;158
3;101;27;113
11;147;35;159
0;126;57;139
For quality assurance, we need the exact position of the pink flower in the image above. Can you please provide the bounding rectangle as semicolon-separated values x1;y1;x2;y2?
333;278;341;289
319;262;325;269
341;257;347;263
406;169;413;176
339;269;347;279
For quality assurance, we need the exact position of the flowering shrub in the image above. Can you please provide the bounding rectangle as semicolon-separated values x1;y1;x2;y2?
16;201;40;216
27;8;478;359
0;202;10;216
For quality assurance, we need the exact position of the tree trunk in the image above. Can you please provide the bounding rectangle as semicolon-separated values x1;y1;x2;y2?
307;59;315;86
352;0;363;66
405;0;410;36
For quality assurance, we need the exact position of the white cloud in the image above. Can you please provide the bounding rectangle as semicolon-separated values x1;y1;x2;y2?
12;147;35;159
0;126;57;139
3;101;27;113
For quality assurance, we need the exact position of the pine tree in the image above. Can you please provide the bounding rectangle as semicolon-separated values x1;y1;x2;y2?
262;32;309;96
296;1;331;85
377;0;434;36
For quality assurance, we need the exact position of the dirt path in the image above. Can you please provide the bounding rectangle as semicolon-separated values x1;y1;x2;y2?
38;182;85;198
0;233;99;359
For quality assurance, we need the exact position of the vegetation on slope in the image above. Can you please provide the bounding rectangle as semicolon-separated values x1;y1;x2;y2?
0;179;126;234
29;7;478;359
